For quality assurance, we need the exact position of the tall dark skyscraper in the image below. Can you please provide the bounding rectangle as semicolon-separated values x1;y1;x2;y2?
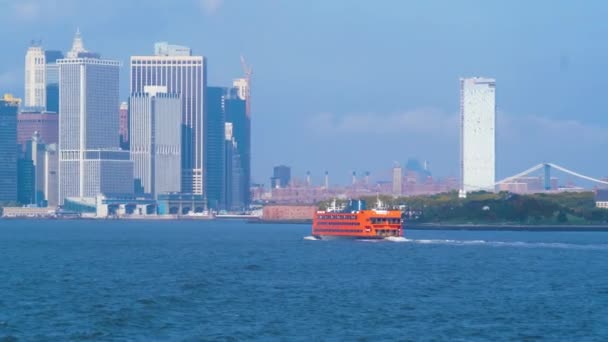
130;43;207;195
225;87;250;208
205;85;250;210
204;87;227;209
0;95;19;202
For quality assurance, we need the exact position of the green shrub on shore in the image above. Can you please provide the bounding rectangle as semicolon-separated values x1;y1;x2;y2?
319;191;606;225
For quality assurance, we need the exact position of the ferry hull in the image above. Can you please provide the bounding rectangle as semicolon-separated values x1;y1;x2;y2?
315;234;388;240
312;205;403;239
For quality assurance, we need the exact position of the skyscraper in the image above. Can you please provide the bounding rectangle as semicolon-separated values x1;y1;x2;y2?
205;83;251;210
225;86;250;207
460;77;496;193
130;86;181;198
22;134;58;207
131;43;206;194
24;43;46;109
45;50;64;113
58;31;133;203
0;94;19;203
205;86;227;209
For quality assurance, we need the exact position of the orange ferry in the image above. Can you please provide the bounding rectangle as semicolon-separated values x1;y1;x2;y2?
312;199;403;239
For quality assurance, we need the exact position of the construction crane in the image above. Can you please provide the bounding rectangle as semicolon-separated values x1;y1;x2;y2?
240;55;253;117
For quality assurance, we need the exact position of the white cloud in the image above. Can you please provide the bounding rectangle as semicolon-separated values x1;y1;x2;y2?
12;1;42;20
198;0;224;14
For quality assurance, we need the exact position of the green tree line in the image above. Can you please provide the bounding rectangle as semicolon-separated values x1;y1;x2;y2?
319;191;608;225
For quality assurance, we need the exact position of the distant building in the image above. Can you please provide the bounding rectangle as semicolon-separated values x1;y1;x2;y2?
272;165;291;189
262;205;316;221
130;86;181;198
118;102;129;150
498;177;559;194
0;95;19;202
460;77;496;193
405;158;431;181
24;43;46;109
131;43;206;194
58;31;133;203
17;110;58;149
392;164;403;195
45;50;64;113
19;134;58;207
596;190;608;209
497;182;528;194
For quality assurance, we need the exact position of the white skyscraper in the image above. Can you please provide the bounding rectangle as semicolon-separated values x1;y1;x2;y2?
24;43;46;108
130;86;182;198
460;77;496;194
58;31;133;203
131;44;206;194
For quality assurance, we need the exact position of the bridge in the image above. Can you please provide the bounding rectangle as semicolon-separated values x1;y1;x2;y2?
496;163;608;190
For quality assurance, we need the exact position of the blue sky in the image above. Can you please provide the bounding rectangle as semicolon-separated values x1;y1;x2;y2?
1;0;607;185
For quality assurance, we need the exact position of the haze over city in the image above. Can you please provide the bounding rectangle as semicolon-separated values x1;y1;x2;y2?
1;0;607;184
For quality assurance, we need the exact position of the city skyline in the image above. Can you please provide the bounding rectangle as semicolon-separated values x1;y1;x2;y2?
1;1;608;184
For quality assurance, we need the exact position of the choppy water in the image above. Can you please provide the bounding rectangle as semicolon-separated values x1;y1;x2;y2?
1;220;608;340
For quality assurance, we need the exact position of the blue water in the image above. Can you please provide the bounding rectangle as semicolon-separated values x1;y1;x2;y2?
1;220;608;340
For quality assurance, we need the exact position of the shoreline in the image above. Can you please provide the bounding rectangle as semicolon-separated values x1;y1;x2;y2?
406;223;608;232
